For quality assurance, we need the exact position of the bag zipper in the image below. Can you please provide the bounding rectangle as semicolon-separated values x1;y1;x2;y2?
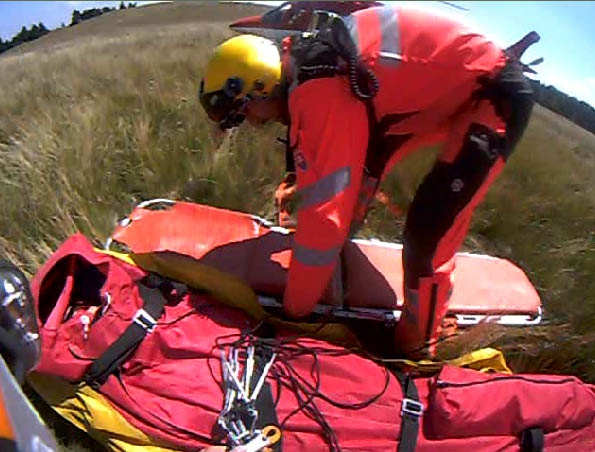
436;375;576;389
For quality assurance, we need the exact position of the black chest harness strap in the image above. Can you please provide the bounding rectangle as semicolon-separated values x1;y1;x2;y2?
283;17;414;180
83;274;186;388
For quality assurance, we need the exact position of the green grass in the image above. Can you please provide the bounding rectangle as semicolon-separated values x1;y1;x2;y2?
1;2;594;450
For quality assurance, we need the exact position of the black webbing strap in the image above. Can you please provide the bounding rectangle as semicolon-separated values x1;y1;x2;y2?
253;382;282;451
84;274;185;388
520;428;545;452
395;371;423;452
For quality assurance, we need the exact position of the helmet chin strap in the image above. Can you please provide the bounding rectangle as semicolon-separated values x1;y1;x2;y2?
217;82;286;130
217;94;250;130
217;92;269;130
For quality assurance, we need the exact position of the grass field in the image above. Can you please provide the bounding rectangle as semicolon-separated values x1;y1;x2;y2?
0;2;594;450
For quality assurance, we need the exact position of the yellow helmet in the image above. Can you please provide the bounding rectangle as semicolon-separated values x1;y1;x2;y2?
199;34;282;129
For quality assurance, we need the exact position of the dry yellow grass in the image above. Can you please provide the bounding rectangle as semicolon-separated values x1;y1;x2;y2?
0;2;593;450
0;22;284;270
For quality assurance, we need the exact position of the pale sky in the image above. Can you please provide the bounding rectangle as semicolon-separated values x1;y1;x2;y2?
1;1;593;107
390;1;595;108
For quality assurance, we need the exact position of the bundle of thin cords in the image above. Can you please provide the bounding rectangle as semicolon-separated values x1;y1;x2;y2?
211;331;391;452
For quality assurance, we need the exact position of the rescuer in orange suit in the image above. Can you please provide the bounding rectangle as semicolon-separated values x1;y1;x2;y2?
199;5;535;357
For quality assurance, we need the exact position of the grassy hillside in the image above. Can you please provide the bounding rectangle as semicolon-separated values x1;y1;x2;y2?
0;1;593;448
2;2;270;56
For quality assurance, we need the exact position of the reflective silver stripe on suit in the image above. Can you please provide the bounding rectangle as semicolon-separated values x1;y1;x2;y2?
293;243;341;267
343;6;401;64
377;6;401;65
297;167;351;210
343;14;361;54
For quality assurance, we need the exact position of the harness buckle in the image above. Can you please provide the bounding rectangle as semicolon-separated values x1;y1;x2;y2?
401;398;424;418
133;308;157;333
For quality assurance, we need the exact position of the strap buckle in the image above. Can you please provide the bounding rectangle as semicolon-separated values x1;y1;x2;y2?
133;308;157;333
401;398;424;418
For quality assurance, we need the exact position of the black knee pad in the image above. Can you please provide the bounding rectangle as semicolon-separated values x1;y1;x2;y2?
480;60;535;153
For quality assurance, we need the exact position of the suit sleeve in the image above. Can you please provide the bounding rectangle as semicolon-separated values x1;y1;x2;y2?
283;77;369;318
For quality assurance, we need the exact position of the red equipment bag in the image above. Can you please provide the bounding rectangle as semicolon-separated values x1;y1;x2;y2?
30;234;594;451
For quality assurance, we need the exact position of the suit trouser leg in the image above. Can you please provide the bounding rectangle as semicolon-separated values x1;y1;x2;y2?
394;60;534;357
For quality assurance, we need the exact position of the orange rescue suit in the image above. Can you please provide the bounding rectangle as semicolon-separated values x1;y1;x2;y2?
281;5;534;356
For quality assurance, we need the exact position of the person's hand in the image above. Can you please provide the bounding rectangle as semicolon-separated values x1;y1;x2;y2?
274;172;298;230
375;189;402;216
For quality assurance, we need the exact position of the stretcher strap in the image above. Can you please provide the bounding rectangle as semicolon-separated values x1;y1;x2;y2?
396;372;422;452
